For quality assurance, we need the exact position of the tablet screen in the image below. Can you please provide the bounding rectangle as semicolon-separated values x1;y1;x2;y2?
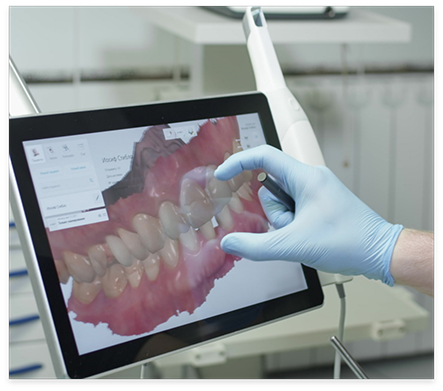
10;93;323;378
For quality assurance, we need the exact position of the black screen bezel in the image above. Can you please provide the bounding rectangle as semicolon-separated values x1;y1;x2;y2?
9;92;323;378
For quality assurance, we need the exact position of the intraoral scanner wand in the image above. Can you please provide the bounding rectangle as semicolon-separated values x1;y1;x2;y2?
243;7;325;166
244;9;354;294
257;172;295;213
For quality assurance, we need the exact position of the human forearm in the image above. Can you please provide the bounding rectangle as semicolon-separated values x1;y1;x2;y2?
390;228;434;297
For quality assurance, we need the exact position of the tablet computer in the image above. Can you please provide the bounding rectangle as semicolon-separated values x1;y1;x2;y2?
9;92;324;378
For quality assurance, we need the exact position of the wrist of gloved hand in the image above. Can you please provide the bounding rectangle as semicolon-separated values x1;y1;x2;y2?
215;145;403;286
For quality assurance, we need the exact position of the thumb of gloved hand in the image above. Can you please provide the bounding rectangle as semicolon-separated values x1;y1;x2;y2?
216;145;403;286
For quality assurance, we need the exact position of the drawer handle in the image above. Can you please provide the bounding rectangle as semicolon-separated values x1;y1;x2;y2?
9;269;28;278
9;314;40;326
9;363;43;376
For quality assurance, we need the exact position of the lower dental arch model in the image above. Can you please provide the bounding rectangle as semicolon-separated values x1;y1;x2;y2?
47;116;269;336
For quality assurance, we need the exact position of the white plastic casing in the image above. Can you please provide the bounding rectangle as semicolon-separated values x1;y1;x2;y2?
244;8;351;287
243;7;325;166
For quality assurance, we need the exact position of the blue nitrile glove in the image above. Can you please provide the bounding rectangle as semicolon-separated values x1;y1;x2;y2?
214;145;403;286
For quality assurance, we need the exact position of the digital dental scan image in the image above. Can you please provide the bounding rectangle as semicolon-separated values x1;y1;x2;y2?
23;113;307;355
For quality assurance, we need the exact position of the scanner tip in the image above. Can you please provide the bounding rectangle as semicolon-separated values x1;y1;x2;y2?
257;172;267;183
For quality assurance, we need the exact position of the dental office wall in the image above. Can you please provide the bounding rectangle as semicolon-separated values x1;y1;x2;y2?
9;6;434;376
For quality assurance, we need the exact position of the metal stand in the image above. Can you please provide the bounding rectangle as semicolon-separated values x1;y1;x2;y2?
330;336;369;379
9;56;40;116
140;362;161;379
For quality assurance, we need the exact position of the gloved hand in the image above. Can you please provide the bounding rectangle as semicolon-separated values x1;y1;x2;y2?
214;145;403;286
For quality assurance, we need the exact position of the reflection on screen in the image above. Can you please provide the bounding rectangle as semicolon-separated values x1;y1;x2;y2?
23;113;307;355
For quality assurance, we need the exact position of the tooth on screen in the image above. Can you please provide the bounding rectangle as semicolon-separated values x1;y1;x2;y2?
216;205;234;230
207;176;232;212
132;213;166;254
223;152;245;191
87;244;108;277
63;251;95;283
180;178;215;229
178;228;199;252
160;237;179;269
228;173;245;192
143;252;161;281
199;220;216;240
159;201;190;240
243;170;253;182
101;264;128;298
228;192;244;214
124;259;144;288
72;278;102;304
117;228;148;261
237;183;253;201
105;235;134;267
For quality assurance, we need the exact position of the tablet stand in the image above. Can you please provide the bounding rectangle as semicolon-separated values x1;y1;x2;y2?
9;56;40;116
330;336;369;379
140;362;161;379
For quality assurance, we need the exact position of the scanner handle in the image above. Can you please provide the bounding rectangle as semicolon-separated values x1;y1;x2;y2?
243;8;351;286
243;7;286;92
243;7;325;166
